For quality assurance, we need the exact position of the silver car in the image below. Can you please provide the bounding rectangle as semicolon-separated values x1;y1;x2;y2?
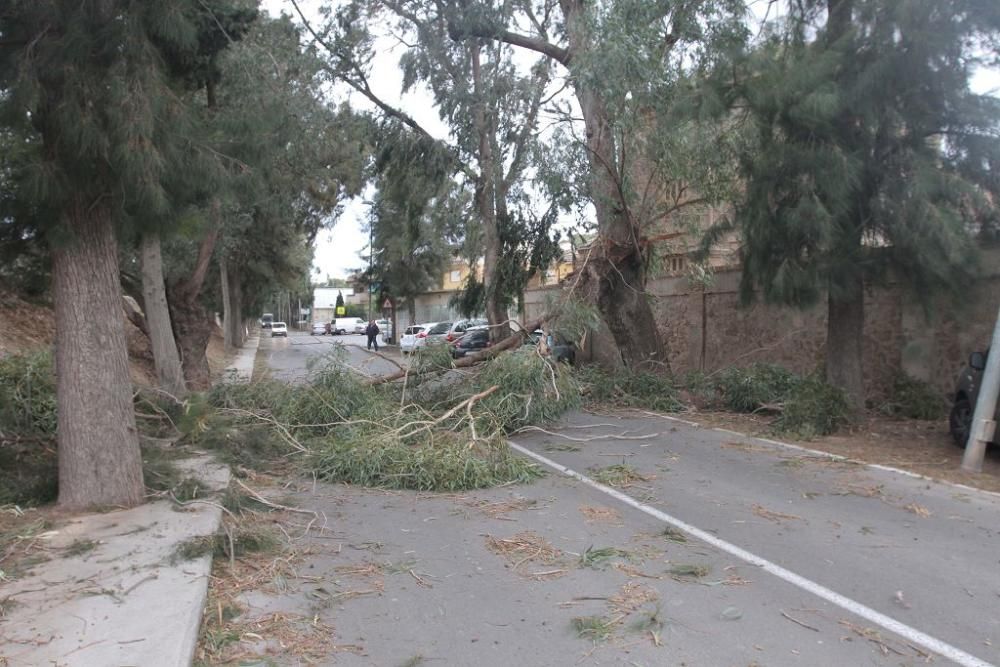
422;321;453;346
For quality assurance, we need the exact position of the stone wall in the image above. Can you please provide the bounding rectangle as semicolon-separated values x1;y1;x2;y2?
528;245;999;401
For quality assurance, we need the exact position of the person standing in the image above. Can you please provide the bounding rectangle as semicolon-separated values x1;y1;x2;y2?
365;319;380;351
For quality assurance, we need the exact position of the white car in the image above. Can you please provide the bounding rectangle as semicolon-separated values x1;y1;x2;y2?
332;317;364;335
400;323;434;354
271;322;288;337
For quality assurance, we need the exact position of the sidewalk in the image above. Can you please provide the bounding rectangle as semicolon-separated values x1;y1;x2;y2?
0;344;258;666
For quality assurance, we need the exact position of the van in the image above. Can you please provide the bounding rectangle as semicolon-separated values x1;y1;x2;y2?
332;317;365;335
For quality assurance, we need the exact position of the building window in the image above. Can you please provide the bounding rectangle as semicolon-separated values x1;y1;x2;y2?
450;270;461;283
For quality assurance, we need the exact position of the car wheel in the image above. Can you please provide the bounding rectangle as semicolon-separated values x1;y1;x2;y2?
949;396;973;448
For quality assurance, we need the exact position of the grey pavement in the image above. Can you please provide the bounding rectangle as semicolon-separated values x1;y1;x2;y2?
226;338;1000;666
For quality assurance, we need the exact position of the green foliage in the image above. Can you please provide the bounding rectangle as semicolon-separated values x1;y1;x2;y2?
880;375;947;421
715;363;798;413
0;351;58;506
309;430;542;492
0;351;57;437
576;367;684;413
773;375;850;438
471;348;580;433
714;2;1000;306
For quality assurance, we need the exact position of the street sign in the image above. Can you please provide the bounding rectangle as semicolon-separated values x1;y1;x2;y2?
382;298;392;310
336;306;345;315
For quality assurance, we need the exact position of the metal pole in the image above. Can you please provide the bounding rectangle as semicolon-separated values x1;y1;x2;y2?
961;303;1000;473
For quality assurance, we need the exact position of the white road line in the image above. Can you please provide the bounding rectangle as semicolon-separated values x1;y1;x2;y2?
508;440;996;667
654;413;1000;501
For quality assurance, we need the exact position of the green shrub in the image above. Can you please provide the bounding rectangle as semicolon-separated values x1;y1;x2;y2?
716;363;798;413
772;375;849;438
879;374;947;420
0;351;57;437
575;366;683;413
0;351;58;506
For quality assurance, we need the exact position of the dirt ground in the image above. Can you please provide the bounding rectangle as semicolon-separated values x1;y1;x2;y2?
661;408;1000;494
0;289;155;385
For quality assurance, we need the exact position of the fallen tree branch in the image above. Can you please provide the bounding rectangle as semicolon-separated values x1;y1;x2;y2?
367;318;544;386
398;385;500;440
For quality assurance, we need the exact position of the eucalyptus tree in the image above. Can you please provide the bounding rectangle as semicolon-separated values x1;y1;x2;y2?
441;0;749;369
0;0;213;508
292;0;559;341
365;123;458;326
709;0;1000;413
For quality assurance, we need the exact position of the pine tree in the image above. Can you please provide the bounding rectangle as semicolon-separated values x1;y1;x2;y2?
0;1;206;508
717;0;1000;413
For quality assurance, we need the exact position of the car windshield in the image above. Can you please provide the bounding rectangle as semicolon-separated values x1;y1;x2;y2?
405;327;423;335
428;322;451;335
274;322;286;327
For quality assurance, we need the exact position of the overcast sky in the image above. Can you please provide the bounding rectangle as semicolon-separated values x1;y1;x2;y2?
262;0;1000;282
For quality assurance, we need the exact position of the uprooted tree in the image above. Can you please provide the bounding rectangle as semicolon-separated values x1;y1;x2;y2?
441;0;749;370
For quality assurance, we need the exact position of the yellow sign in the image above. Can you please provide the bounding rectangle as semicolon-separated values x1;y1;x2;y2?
336;306;346;315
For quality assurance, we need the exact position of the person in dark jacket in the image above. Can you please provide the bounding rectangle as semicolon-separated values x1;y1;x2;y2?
365;320;380;351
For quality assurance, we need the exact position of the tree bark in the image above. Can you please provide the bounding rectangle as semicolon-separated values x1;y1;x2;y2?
826;273;866;416
52;198;144;510
140;232;187;398
220;254;232;350
169;296;213;391
407;298;417;329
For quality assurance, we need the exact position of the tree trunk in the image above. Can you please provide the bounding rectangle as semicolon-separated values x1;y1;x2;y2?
220;254;233;350
168;205;220;389
229;265;243;348
470;43;507;342
560;0;666;372
826;273;866;416
170;296;213;390
408;298;417;329
140;233;187;398
52;198;144;510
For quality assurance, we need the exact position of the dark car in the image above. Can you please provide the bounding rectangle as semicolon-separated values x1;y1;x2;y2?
451;327;491;359
949;348;998;447
525;329;576;365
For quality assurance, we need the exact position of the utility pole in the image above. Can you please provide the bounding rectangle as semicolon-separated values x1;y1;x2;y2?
961;304;1000;473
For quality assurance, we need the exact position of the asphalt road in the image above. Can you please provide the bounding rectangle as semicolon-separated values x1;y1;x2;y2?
260;329;403;381
244;333;1000;666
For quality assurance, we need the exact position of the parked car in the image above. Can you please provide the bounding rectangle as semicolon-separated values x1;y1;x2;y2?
311;321;328;335
950;348;998;447
271;322;288;337
400;324;432;354
444;318;488;344
332;317;365;335
525;329;576;365
374;319;393;342
422;321;454;346
450;326;492;359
